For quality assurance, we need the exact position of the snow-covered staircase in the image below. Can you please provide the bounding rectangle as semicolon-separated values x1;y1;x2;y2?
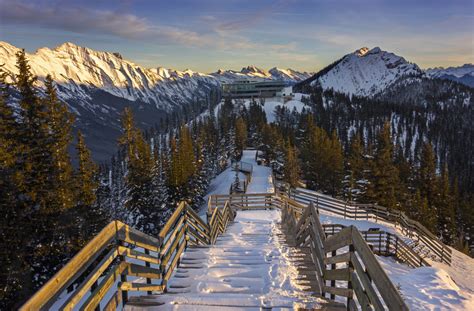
126;210;343;310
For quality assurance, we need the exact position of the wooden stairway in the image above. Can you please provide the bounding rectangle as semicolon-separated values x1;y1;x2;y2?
125;210;345;310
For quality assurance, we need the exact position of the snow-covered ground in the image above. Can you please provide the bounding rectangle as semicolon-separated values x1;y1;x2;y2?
128;210;324;310
241;150;274;193
198;165;246;218
208;96;309;125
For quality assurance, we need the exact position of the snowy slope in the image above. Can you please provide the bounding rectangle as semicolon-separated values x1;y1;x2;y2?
309;47;423;97
426;64;474;87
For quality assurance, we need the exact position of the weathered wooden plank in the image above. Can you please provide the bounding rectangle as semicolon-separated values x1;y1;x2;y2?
352;230;408;311
126;263;162;279
61;247;122;310
160;215;185;257
186;217;210;242
323;268;352;281
20;221;121;310
323;227;353;253
164;239;187;281
161;224;186;267
324;252;351;265
118;224;160;252
103;288;123;311
119;246;160;265
80;262;128;311
187;225;209;245
351;272;373;311
159;202;186;240
322;285;353;298
186;206;210;233
350;254;385;311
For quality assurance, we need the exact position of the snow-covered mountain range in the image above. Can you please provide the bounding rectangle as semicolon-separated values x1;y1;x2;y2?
211;66;312;83
426;64;474;87
0;41;310;160
0;41;220;109
304;47;423;97
0;41;310;106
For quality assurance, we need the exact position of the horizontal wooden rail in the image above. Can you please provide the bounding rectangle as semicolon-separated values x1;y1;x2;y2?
323;224;430;268
21;201;236;310
282;200;409;311
290;188;452;265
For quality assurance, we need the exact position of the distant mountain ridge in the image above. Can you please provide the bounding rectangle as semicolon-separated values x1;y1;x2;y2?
210;66;312;83
426;64;474;87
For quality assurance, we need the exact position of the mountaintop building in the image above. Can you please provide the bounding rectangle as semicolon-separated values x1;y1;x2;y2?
222;79;286;98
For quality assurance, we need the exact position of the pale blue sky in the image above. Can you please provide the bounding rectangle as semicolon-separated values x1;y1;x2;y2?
0;0;473;72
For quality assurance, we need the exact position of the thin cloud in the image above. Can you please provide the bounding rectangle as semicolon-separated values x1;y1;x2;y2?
0;0;212;47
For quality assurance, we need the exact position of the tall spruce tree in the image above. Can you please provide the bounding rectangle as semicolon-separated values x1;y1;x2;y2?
283;141;300;188
119;108;155;231
367;122;399;210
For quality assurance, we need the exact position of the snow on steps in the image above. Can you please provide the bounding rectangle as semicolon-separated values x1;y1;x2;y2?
125;210;342;310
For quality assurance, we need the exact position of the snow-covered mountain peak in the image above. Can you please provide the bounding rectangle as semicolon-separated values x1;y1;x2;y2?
310;46;422;97
240;65;269;77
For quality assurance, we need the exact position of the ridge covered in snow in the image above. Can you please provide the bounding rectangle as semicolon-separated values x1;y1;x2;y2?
211;66;312;83
309;47;423;97
0;41;218;108
426;64;474;87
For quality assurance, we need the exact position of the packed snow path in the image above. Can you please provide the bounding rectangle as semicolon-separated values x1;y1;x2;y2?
241;149;274;194
126;210;332;310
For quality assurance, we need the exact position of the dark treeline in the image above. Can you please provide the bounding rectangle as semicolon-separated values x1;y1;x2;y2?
259;86;473;256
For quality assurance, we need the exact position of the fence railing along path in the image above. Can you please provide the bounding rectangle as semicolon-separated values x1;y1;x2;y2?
281;199;409;311
289;188;452;265
209;192;410;310
20;201;235;310
23;189;417;310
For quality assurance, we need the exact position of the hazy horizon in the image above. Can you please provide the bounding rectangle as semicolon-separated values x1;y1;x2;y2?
1;0;473;72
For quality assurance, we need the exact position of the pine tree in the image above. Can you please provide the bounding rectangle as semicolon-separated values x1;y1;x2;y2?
437;164;456;243
119;108;155;227
346;133;366;201
416;142;439;229
76;131;98;207
235;117;247;158
367;122;399;210
44;75;75;212
74;131;107;241
283;141;300;188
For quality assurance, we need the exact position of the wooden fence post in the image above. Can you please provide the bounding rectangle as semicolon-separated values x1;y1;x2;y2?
347;244;355;308
330;250;336;300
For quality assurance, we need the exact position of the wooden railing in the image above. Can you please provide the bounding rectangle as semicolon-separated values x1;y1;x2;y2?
232;160;253;174
282;200;409;311
290;188;452;265
21;201;235;310
323;224;430;268
207;192;277;213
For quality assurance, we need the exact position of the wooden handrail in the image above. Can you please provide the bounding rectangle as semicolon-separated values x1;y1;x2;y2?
290;188;452;265
21;201;236;310
283;201;409;311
